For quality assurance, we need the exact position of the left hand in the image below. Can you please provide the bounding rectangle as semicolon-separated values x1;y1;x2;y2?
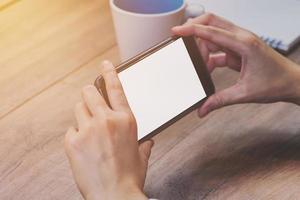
64;61;153;200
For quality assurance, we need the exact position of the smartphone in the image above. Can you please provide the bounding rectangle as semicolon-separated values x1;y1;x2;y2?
95;36;215;142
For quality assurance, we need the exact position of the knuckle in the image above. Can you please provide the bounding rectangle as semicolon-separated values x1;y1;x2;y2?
117;112;137;131
187;18;193;24
204;12;216;22
242;33;261;49
95;106;104;115
98;150;114;163
82;122;94;133
102;115;117;132
186;18;196;26
82;85;95;95
74;102;83;113
123;113;137;131
121;112;135;123
64;133;81;153
213;93;225;108
205;26;216;34
196;25;215;39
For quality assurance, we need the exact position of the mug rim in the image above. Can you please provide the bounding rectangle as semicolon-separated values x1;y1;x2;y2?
110;0;187;17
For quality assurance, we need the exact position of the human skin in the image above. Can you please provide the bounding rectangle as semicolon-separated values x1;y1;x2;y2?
65;13;300;200
64;61;152;200
173;13;300;117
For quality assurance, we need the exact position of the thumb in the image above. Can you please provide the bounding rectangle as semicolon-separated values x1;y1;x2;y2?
198;84;243;117
139;140;154;163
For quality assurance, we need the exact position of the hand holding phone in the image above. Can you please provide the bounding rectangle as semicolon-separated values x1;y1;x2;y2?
65;62;152;200
173;13;300;116
65;36;215;199
95;36;215;141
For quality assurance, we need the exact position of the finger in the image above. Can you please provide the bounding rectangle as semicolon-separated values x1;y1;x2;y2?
139;140;154;162
82;85;109;117
74;102;92;130
203;39;222;53
100;60;131;112
196;37;230;73
173;24;245;54
64;126;78;152
171;17;193;37
196;38;223;63
67;126;77;135
196;38;241;73
185;18;194;26
182;13;237;31
208;53;241;72
198;84;244;117
196;38;210;64
171;17;194;36
65;127;78;144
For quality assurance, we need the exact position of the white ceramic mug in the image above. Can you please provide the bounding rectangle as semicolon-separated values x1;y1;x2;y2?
110;0;205;61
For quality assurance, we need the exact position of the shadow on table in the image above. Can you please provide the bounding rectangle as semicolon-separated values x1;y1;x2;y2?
150;128;300;200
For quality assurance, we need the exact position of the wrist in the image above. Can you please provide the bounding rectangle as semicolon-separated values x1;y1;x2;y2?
86;183;147;200
287;63;300;105
293;74;300;106
113;187;148;200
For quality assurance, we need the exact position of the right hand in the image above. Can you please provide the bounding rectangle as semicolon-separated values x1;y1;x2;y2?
172;13;300;117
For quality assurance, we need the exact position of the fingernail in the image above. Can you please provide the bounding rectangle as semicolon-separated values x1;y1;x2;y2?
198;106;209;118
197;109;205;118
100;60;114;74
102;60;111;66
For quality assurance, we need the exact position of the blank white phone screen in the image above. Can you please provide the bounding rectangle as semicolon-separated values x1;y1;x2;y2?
118;38;207;140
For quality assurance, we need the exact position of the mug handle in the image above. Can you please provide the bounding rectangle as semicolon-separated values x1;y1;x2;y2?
184;0;205;20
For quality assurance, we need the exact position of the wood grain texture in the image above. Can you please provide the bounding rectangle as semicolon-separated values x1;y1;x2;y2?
0;0;19;10
0;0;115;118
144;49;300;199
0;47;119;199
0;0;300;199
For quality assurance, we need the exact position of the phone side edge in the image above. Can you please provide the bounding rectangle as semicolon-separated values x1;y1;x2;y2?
183;36;216;97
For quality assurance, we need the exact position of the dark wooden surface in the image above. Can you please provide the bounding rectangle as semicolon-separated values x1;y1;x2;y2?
0;0;300;199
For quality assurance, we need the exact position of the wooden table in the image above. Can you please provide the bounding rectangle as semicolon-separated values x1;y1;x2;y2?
1;0;300;199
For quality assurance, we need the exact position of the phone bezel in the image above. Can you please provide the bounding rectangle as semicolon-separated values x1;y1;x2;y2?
95;36;215;143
